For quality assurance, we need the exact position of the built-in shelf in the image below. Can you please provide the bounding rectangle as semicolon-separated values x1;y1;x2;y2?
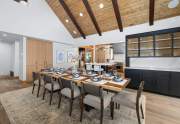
126;27;180;58
155;47;172;50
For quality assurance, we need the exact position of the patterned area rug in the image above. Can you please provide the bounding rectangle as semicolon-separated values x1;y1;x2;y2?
0;87;145;124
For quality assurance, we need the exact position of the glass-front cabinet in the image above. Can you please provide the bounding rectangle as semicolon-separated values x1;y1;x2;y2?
126;27;180;57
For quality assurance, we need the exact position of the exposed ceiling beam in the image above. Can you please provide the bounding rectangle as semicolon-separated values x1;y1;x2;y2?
112;0;123;32
149;0;155;25
59;0;86;39
82;0;102;36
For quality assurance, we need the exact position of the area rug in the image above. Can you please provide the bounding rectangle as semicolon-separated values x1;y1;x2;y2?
0;87;145;124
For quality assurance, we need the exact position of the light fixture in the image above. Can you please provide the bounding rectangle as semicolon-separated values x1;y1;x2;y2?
168;0;179;8
99;3;104;9
3;33;7;37
65;19;69;23
14;0;28;5
79;12;83;17
73;31;77;34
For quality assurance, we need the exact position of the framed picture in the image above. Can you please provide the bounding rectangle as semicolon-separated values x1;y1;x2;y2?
56;51;65;63
67;51;74;63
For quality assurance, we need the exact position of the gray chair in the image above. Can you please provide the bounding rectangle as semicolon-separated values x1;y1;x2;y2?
42;75;61;105
32;72;44;97
58;77;81;116
80;83;114;124
111;81;145;124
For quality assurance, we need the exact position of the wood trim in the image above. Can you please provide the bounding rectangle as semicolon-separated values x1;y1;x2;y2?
149;0;155;25
112;0;123;32
82;0;102;36
58;0;86;39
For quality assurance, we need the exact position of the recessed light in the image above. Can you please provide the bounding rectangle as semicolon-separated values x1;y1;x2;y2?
79;12;83;17
99;3;104;9
65;19;69;23
73;31;77;34
168;0;179;9
3;33;7;37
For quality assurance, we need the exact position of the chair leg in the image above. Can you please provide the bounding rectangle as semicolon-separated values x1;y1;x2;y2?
100;105;104;124
43;88;46;100
100;100;104;124
80;97;84;122
136;106;141;124
37;85;41;97
32;84;35;94
58;92;62;108
49;91;53;105
140;104;144;119
69;99;73;116
110;101;114;120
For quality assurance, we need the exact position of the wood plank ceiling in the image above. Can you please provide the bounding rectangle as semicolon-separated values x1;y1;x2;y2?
47;0;180;39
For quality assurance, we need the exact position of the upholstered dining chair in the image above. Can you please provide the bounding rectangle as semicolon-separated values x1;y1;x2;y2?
32;72;44;97
42;75;61;105
111;81;145;124
80;83;114;124
58;77;81;116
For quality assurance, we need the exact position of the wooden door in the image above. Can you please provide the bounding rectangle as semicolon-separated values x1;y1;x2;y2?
45;42;53;68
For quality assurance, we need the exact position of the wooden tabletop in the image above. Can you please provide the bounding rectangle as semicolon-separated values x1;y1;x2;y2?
40;71;130;93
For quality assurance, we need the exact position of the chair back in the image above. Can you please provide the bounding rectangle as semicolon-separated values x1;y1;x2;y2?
86;64;93;71
43;75;52;84
82;83;103;98
136;81;144;106
59;77;73;89
32;72;40;81
94;65;101;72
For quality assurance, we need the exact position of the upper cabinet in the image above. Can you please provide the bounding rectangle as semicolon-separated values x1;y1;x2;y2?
126;27;180;57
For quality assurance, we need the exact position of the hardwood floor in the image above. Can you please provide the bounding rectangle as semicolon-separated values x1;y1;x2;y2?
0;78;180;124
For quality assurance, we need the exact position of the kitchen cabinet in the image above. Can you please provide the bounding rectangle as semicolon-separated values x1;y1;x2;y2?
125;68;180;98
26;38;53;82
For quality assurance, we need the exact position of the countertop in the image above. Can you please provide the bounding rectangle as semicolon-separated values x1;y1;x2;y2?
125;67;180;72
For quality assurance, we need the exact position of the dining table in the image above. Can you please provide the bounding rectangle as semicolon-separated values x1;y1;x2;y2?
39;71;130;93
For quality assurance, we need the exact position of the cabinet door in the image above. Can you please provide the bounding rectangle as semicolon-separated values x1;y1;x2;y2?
155;71;169;95
169;72;180;97
142;70;156;92
125;69;142;89
26;65;37;81
45;42;53;67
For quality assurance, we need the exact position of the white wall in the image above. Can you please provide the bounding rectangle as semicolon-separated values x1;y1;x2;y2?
0;0;74;45
53;43;78;69
75;16;180;46
19;37;26;81
0;41;12;75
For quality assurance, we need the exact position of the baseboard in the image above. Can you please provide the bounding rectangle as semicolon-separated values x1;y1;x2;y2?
0;75;19;79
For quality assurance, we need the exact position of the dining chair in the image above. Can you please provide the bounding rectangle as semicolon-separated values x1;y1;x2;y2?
42;75;61;105
80;83;114;124
111;81;145;124
32;72;44;97
58;77;81;116
94;65;104;75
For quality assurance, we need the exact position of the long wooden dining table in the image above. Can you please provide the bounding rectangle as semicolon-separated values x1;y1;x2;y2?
40;71;130;93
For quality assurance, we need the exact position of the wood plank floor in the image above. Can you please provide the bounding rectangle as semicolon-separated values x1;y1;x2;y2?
0;79;180;124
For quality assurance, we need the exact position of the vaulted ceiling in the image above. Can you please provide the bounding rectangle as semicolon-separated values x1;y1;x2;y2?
47;0;180;39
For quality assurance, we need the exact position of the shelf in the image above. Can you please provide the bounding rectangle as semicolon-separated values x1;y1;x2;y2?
140;40;153;43
128;49;138;51
174;37;180;40
155;38;172;42
128;42;138;44
155;47;172;50
140;48;154;50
